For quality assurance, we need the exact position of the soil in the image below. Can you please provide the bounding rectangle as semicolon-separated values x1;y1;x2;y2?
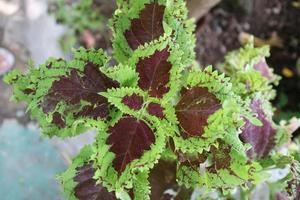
195;0;300;125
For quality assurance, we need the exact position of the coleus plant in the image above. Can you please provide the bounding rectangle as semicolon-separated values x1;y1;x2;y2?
4;0;299;199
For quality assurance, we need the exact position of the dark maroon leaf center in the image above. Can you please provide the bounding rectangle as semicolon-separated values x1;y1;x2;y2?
124;3;165;50
147;103;164;119
208;140;231;173
107;116;155;173
122;94;144;110
41;62;119;126
137;48;171;98
175;87;221;138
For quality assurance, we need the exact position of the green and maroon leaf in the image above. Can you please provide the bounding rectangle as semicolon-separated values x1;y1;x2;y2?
137;48;171;98
207;140;232;173
41;62;119;126
285;162;300;199
107;116;155;173
239;100;276;159
121;94;144;110
175;87;221;138
124;3;165;50
178;151;208;168
74;162;117;200
147;103;164;119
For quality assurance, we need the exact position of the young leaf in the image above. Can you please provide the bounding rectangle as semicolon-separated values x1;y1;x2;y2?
253;58;272;80
221;42;279;99
107;116;155;173
175;87;221;138
137;48;171;98
124;3;165;50
74;163;117;200
239;100;276;159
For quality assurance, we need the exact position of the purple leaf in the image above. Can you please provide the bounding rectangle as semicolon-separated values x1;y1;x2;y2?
122;94;144;110
137;48;171;98
124;3;165;50
147;103;164;119
253;58;272;80
175;87;221;138
41;62;119;127
239;100;276;159
107;116;155;173
74;163;117;200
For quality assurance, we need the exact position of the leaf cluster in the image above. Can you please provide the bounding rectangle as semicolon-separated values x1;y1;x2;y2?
4;0;298;199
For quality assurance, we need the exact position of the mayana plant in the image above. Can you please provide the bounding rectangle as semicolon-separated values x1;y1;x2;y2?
4;0;300;199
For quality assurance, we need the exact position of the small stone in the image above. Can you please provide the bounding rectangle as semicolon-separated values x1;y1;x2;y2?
272;7;281;14
282;67;294;78
16;110;25;118
243;23;250;31
0;1;19;16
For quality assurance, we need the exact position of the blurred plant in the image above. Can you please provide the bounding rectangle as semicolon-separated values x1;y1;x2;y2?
273;56;300;126
4;0;300;199
49;0;116;51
